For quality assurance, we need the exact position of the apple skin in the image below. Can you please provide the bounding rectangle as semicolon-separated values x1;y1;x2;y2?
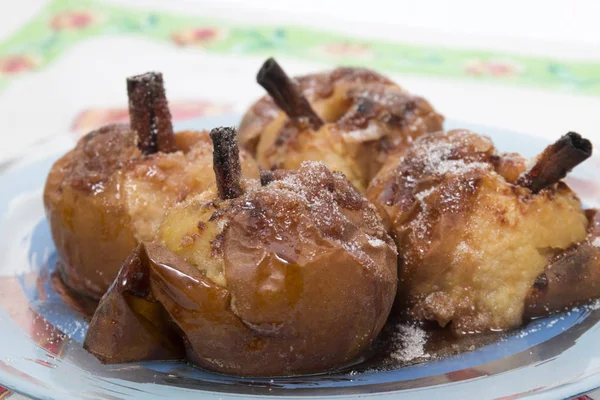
84;162;398;376
44;125;258;300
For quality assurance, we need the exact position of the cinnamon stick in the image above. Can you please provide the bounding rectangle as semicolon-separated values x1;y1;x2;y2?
210;127;244;200
517;132;592;193
257;58;323;130
260;170;275;186
127;72;177;154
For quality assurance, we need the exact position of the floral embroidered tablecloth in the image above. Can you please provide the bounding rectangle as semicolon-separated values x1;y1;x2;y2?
0;0;599;167
2;0;599;94
0;0;599;398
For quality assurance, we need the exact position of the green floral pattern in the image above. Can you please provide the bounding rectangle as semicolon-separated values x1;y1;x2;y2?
1;0;599;95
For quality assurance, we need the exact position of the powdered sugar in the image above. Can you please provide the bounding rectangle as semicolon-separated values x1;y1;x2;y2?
435;159;489;176
342;122;384;143
415;187;435;203
410;187;436;240
453;241;482;262
421;140;452;172
515;326;540;338
454;241;473;262
420;140;489;177
410;132;493;179
355;89;411;109
390;323;430;362
592;237;600;248
368;236;386;247
251;161;391;265
587;298;600;310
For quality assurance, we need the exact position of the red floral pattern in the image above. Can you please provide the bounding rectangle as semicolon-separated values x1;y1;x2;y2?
0;55;36;76
318;42;373;59
171;27;222;47
50;11;96;31
465;59;523;77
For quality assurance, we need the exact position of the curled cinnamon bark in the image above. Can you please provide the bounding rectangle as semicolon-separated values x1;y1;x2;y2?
257;58;323;130
517;132;592;193
210;127;244;200
260;170;275;186
127;72;177;155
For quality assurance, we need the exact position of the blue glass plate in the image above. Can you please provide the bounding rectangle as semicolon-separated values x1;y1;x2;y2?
1;116;599;400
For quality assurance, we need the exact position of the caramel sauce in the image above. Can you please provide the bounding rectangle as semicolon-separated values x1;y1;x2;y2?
52;253;501;375
50;267;98;320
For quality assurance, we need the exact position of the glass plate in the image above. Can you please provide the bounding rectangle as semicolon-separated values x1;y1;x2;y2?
1;116;599;400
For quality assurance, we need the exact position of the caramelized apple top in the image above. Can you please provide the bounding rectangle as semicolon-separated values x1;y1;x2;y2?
239;66;444;157
370;129;500;213
285;67;396;102
158;161;397;288
367;129;591;333
238;63;444;194
60;124;140;193
48;125;258;243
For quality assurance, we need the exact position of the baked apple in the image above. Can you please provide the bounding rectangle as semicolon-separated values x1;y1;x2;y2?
238;58;444;192
525;209;600;318
83;127;397;376
367;129;596;334
44;72;258;300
